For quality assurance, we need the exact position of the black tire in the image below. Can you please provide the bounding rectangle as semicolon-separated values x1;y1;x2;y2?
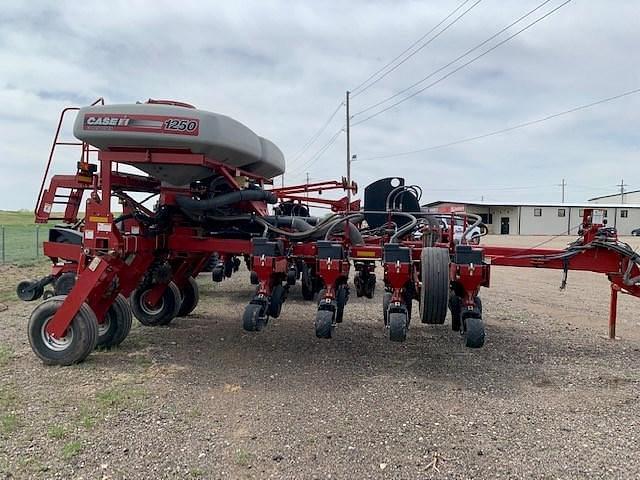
243;303;266;332
96;295;132;348
388;311;408;342
28;296;98;365
450;296;481;332
177;277;199;317
419;247;450;324
130;282;181;326
268;285;285;318
17;280;43;302
54;273;76;296
464;316;485;348
382;291;392;325
287;268;297;286
301;266;315;301
315;309;334;339
249;270;259;285
335;285;348;323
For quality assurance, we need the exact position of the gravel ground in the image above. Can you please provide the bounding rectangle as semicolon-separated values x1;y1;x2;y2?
1;235;639;479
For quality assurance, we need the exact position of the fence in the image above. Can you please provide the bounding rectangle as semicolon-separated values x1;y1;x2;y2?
0;225;49;264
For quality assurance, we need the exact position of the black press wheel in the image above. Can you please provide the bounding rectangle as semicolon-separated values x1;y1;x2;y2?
335;285;348;323
28;296;98;365
267;285;285;318
16;280;44;302
382;291;392;325
96;294;133;348
301;266;315;301
243;303;266;332
315;309;334;339
449;295;462;332
388;311;408;342
131;282;181;326
419;247;450;324
54;272;76;296
177;277;199;317
464;315;485;348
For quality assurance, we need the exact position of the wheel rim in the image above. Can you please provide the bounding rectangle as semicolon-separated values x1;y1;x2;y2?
40;317;74;351
97;316;111;337
140;290;165;315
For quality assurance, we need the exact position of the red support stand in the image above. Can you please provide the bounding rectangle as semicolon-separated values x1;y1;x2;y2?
609;283;619;340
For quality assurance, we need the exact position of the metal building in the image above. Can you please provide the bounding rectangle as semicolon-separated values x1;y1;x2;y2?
423;200;640;235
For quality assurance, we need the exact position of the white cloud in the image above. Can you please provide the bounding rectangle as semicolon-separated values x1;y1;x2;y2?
0;0;638;210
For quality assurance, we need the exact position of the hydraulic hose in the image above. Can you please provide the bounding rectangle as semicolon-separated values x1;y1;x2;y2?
176;189;278;213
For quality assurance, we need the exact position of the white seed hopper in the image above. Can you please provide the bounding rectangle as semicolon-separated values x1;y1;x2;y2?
73;102;285;185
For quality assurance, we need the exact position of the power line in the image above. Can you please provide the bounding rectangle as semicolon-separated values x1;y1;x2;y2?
352;0;573;127
351;0;482;98
358;87;640;161
286;128;344;176
287;101;344;167
353;0;554;117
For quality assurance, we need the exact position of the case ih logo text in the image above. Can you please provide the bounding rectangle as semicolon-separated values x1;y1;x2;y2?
85;116;131;127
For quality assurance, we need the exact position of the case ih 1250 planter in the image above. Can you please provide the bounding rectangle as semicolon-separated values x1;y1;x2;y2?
16;99;640;365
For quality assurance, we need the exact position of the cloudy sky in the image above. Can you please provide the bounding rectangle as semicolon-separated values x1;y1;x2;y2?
0;0;638;210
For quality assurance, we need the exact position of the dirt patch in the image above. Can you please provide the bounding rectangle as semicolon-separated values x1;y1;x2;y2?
1;238;639;479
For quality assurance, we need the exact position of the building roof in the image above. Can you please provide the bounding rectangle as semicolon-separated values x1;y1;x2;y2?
422;200;640;209
588;189;640;201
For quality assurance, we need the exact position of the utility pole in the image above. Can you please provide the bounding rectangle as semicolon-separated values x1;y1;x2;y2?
558;178;567;203
617;178;628;204
346;90;351;211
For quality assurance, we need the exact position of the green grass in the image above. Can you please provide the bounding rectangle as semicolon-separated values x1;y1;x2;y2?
47;425;67;439
234;448;253;467
96;385;147;410
0;414;19;435
0;345;12;367
62;440;82;460
0;211;50;264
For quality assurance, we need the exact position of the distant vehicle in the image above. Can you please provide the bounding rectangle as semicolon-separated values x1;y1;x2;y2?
440;217;482;245
631;228;640;236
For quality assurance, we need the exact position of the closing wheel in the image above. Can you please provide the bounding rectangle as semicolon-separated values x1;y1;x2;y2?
335;285;348;323
243;303;266;332
315;309;334;339
54;273;76;296
450;296;482;332
131;282;181;326
177;277;199;317
464;316;485;348
28;296;98;365
301;266;315;301
96;295;133;348
16;280;44;302
382;291;392;325
388;311;408;342
267;285;285;318
419;247;450;324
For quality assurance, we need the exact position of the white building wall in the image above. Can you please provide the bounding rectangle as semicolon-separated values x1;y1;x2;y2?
519;206;570;235
486;206;520;235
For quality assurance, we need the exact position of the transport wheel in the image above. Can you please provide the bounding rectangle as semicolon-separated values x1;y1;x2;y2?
28;296;98;365
388;311;408;342
419;247;450;324
268;285;285;318
177;277;199;317
96;295;133;348
382;291;392;325
243;303;266;332
54;272;76;296
335;285;348;323
315;309;334;339
301;266;315;301
464;315;485;348
131;282;181;326
16;280;44;302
